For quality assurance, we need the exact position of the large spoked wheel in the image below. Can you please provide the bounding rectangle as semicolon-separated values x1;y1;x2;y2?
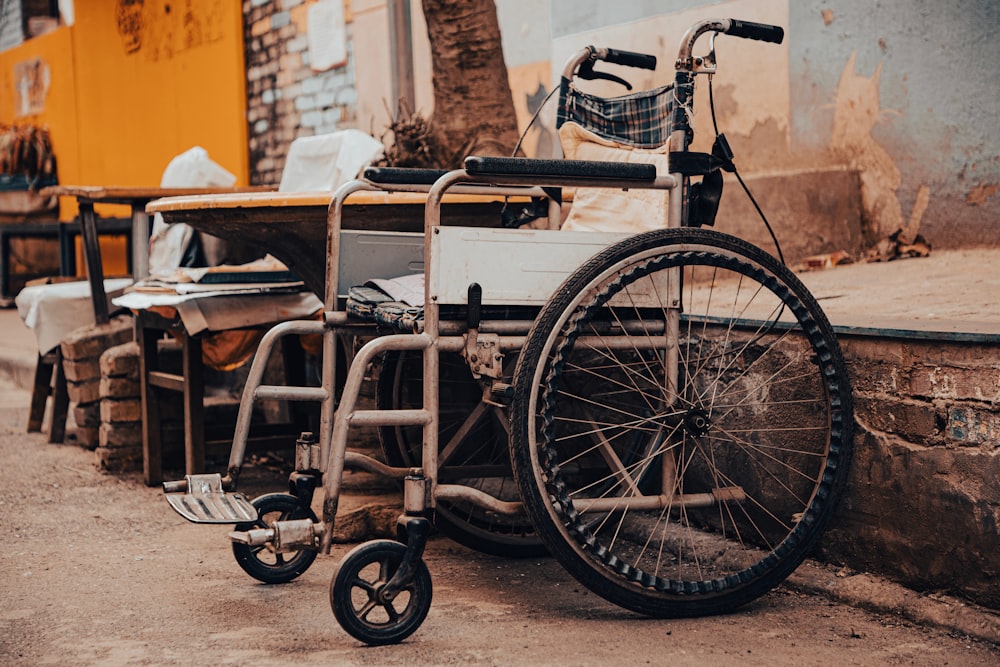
510;228;854;617
232;493;319;584
377;350;545;557
331;540;433;646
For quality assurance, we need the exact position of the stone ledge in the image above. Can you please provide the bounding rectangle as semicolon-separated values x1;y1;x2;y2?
824;333;1000;611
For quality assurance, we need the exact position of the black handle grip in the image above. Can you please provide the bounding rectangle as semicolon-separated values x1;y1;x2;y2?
725;19;784;44
467;283;482;330
603;48;657;70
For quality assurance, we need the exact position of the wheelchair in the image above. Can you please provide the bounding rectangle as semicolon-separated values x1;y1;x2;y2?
163;18;854;645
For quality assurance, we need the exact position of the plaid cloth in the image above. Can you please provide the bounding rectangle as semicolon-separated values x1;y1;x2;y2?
556;76;674;149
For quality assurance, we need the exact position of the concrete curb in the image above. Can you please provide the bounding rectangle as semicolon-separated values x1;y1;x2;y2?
786;561;1000;647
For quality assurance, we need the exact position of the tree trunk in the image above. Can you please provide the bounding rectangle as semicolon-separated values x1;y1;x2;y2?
421;0;520;165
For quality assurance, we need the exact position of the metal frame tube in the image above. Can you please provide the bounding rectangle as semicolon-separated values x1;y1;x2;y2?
436;484;524;516
225;319;327;483
572;491;729;514
320;332;431;551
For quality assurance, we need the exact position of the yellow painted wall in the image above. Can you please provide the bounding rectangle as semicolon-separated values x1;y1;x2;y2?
0;27;87;274
1;0;248;212
70;0;249;191
0;0;248;275
0;27;81;180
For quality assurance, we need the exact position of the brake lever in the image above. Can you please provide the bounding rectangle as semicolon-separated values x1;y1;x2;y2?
578;60;634;90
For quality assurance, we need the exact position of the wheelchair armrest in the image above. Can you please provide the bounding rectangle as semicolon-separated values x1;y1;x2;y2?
464;156;656;182
363;167;450;185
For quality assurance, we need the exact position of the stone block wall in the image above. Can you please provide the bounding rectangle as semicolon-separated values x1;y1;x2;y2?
60;322;188;473
97;342;144;473
243;0;358;185
97;340;190;473
822;335;1000;610
59;316;134;450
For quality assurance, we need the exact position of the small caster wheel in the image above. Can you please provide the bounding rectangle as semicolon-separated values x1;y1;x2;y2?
232;493;318;584
330;540;432;645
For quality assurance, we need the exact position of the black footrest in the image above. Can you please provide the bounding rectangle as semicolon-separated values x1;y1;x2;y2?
464;156;656;181
364;167;449;185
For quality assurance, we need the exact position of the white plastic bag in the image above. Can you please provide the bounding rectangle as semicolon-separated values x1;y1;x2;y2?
148;147;237;277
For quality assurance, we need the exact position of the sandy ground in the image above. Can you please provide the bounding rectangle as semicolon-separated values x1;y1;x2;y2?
1;374;998;666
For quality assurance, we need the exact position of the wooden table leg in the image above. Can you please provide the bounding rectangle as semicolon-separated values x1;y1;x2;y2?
28;353;55;433
27;350;69;443
58;221;76;277
48;355;69;444
182;334;206;477
139;322;163;486
0;228;11;300
78;201;110;325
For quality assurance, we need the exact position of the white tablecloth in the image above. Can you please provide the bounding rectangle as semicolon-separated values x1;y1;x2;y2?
16;278;135;354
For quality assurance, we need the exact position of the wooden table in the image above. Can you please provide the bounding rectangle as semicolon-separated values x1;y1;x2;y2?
145;190;521;299
137;189;526;484
41;186;270;324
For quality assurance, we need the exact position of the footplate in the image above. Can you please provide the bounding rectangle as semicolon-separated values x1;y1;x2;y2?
164;474;258;524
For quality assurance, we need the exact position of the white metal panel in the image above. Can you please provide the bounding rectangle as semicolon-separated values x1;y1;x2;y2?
337;230;424;297
429;227;631;305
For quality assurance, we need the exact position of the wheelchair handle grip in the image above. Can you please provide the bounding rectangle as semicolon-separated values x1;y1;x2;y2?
467;283;482;330
602;48;657;70
724;19;784;44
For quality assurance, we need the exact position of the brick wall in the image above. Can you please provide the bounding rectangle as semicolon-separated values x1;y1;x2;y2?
243;0;358;185
823;335;1000;610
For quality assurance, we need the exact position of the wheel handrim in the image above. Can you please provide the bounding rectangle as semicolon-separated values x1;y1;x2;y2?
514;230;852;612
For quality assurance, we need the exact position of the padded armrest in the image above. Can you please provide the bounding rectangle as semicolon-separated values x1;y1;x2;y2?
363;167;449;185
464;156;656;181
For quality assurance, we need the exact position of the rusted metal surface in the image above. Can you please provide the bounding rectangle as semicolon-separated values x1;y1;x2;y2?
164;473;257;523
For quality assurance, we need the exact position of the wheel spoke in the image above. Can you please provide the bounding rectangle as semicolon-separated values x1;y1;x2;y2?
331;540;432;645
512;229;852;616
357;598;379;621
232;494;318;584
377;598;401;624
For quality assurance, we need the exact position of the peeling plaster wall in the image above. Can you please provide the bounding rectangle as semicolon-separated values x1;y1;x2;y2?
791;1;1000;248
498;0;999;249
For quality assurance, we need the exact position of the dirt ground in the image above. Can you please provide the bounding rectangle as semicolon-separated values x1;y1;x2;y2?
1;377;998;667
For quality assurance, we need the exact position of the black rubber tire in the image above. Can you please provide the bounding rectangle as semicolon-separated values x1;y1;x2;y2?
231;493;319;584
330;540;432;646
377;350;546;558
510;227;853;617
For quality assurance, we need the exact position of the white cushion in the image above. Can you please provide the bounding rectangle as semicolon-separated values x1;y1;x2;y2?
559;121;671;234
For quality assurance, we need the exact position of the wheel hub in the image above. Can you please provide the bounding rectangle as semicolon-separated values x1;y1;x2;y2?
683;409;711;436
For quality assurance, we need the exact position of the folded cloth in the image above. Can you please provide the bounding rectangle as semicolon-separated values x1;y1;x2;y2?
345;284;422;332
345;285;394;319
364;273;425;307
